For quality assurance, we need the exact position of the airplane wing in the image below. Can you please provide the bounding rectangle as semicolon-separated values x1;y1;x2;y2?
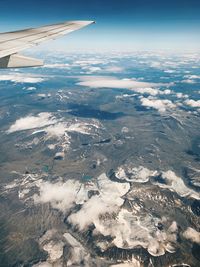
0;20;95;68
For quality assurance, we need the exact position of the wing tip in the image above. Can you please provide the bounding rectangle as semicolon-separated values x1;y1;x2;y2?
69;20;96;25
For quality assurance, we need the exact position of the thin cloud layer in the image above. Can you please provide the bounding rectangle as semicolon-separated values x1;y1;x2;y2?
77;76;163;90
0;73;46;83
43;63;70;69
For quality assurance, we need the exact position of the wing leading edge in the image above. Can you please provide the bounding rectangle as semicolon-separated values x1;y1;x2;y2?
0;20;95;68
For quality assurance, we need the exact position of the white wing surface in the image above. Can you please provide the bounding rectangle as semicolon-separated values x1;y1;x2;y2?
0;20;94;68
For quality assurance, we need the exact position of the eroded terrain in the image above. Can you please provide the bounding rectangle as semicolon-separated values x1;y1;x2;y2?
0;52;200;267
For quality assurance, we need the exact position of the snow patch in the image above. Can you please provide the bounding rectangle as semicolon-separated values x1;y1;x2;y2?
116;165;157;183
183;227;200;244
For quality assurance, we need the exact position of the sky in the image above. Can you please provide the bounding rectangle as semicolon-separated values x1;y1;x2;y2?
0;0;200;52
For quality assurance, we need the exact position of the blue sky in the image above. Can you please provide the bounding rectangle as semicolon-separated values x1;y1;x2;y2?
0;0;200;52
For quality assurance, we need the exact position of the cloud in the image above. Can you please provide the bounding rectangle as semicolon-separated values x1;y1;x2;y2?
182;79;196;84
37;123;68;138
162;89;172;95
134;87;160;96
74;59;106;65
7;113;100;158
0;73;46;83
43;63;70;69
81;66;102;73
37;93;51;98
140;97;176;112
34;173;130;231
164;70;176;74
33;121;99;139
68;195;117;230
184;99;200;108
24;86;37;91
77;76;163;90
76;76;174;100
183;75;200;79
33;174;130;236
6;169;190;259
135;88;172;96
183;227;200;244
7;112;99;138
33;179;87;212
176;92;189;99
68;173;130;230
104;66;124;73
7;113;56;133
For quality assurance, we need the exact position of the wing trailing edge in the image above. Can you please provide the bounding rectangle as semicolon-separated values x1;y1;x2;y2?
0;54;43;68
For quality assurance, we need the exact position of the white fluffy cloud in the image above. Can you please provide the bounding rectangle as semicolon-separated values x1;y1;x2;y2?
68;195;118;230
134;87;160;96
0;73;46;83
68;173;130;230
176;92;189;99
185;99;200;108
140;97;176;112
7;113;56;133
34;179;88;212
81;66;102;73
34;173;130;231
